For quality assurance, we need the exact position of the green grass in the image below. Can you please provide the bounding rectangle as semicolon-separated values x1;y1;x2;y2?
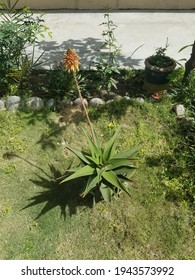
0;98;194;260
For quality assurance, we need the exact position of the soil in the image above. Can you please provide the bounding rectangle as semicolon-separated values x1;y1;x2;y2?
32;68;147;100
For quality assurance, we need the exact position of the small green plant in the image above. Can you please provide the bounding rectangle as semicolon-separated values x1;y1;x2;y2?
44;63;86;100
170;71;195;116
0;0;51;92
95;12;121;92
61;129;139;203
44;64;75;99
149;39;174;68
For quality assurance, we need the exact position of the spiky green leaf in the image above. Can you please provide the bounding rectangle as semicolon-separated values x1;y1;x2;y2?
107;158;133;170
60;165;95;183
82;128;101;159
117;173;133;182
100;183;112;202
81;174;100;197
102;170;130;196
66;145;90;164
112;145;141;159
103;128;120;162
85;155;100;166
113;165;136;175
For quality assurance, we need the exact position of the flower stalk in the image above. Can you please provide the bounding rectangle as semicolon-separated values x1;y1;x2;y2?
64;48;96;143
73;71;96;143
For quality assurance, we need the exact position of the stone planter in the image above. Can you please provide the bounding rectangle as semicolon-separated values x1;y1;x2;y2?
144;56;176;92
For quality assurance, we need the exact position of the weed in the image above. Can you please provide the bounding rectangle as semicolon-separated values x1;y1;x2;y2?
148;38;173;68
0;111;26;153
95;12;121;92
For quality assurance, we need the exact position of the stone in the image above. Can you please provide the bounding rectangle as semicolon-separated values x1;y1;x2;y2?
135;97;145;104
123;96;131;101
26;97;44;111
109;91;117;98
89;98;105;107
114;94;122;100
185;117;195;122
73;98;88;108
106;99;115;104
45;98;56;111
0;99;5;110
100;89;108;97
61;99;73;108
5;96;21;111
176;104;185;118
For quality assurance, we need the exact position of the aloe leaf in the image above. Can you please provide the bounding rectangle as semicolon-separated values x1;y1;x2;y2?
113;165;136;175
102;170;121;188
178;44;193;53
82;129;101;157
66;145;90;165
100;183;112;202
57;168;78;180
130;44;144;58
103;128;120;162
107;158;133;170
81;174;100;197
117;173;133;182
112;145;141;159
102;170;130;196
94;129;101;150
85;155;100;166
60;165;95;183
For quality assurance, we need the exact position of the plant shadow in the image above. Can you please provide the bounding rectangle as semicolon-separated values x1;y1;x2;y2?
22;164;93;220
3;152;93;219
37;37;142;70
19;110;64;150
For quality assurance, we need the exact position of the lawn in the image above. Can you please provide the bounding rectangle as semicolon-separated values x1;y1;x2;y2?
0;97;194;260
0;1;194;261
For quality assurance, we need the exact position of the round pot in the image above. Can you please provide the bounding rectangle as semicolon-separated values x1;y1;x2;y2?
145;56;176;91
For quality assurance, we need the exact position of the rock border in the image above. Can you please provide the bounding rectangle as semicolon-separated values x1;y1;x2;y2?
0;95;127;112
0;95;194;123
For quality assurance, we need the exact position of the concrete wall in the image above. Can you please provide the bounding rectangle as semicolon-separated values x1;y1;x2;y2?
5;0;195;10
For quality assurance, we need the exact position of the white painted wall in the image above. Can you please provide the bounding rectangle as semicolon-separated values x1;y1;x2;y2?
4;0;195;10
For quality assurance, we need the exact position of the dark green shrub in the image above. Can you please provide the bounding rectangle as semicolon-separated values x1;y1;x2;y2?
44;65;75;99
0;0;51;92
169;69;195;117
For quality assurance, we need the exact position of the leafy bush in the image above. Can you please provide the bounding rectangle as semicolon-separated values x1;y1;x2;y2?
61;129;139;203
167;69;195;209
44;64;86;100
44;65;75;99
0;0;51;91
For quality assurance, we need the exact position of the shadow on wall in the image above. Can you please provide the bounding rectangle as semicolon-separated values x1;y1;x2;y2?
36;37;142;69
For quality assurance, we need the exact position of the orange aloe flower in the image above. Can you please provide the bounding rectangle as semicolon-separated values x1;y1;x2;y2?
64;48;80;73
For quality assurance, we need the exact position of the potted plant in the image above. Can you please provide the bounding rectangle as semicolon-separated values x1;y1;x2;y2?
144;39;176;92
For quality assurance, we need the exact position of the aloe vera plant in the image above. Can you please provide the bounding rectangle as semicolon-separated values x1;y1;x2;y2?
61;129;139;203
62;48;139;203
